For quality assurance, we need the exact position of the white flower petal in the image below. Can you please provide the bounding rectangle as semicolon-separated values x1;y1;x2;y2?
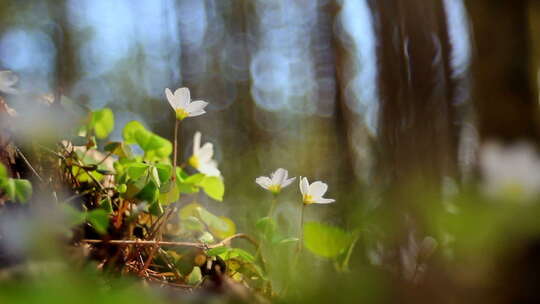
308;181;328;198
314;197;335;204
193;132;202;155
198;142;214;162
299;177;309;196
282;177;296;188
255;176;272;189
188;109;206;117
199;161;221;176
165;88;180;109
174;87;190;107
271;168;287;185
279;169;289;185
186;100;208;115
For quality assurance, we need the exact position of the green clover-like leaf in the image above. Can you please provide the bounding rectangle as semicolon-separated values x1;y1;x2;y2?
3;178;32;203
89;108;114;139
200;176;224;202
186;266;202;285
303;221;352;259
122;121;172;161
196;206;229;232
86;209;110;234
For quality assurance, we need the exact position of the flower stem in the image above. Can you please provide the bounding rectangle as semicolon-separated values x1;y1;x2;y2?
172;119;180;180
255;195;279;262
268;195;278;218
288;203;305;291
297;204;306;254
340;233;360;272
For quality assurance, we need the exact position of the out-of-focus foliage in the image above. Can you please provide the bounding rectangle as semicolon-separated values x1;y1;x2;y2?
0;163;32;203
0;265;166;304
303;221;353;258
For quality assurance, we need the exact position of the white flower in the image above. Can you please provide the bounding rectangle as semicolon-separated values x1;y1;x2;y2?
480;141;540;201
165;87;208;120
255;168;295;194
188;132;220;176
299;177;335;205
0;70;19;95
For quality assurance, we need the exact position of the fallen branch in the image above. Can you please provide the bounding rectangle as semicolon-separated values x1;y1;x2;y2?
81;233;259;250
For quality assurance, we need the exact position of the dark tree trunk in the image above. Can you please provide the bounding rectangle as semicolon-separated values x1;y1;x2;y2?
466;0;539;142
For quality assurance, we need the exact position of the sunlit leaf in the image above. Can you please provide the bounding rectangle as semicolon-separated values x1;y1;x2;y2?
207;247;255;263
227;259;241;272
87;209;109;234
177;181;200;194
175;167;189;180
122;121;172;160
126;163;149;180
104;141;132;158
186;267;202;285
122;121;145;144
209;216;236;239
182;216;205;231
148;201;163;216
196;206;229;231
117;183;127;193
221;248;255;263
180;203;231;236
184;173;205;184
136;182;159;203
125;177;148;198
3;178;32;203
198;232;215;243
303;221;352;259
90;108;114;139
71;166;103;183
100;197;113;214
176;173;204;194
159;182;179;205
207;246;229;257
155;163;172;183
0;163;8;180
149;166;161;188
200;176;225;202
179;203;202;220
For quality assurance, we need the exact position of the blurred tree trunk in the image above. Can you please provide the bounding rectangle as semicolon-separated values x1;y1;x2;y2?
370;0;459;192
355;2;465;301
466;0;540;142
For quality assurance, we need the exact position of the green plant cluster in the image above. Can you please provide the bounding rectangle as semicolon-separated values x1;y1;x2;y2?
55;106;273;289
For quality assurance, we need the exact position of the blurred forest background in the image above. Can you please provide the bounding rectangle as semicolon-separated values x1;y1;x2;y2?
2;0;540;303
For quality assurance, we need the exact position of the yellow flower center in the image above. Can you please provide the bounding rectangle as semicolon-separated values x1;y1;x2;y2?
268;185;281;194
175;108;189;120
303;194;314;205
189;155;200;169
